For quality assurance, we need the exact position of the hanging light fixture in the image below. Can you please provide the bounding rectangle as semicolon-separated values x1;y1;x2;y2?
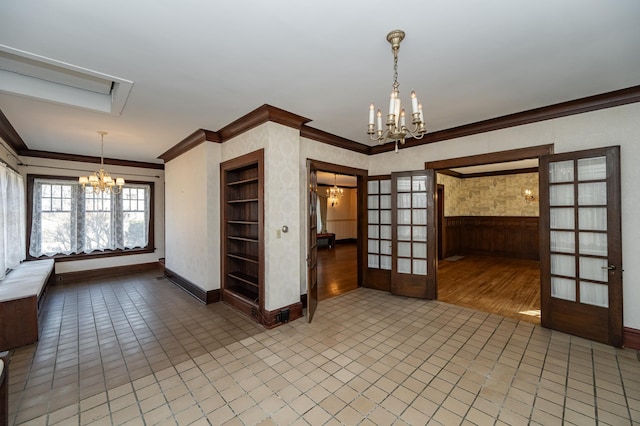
79;131;125;194
367;30;426;153
327;174;344;207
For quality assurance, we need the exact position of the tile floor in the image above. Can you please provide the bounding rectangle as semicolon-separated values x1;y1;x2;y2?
6;270;640;425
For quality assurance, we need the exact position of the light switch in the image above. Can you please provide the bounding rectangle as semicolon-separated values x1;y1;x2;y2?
276;229;282;239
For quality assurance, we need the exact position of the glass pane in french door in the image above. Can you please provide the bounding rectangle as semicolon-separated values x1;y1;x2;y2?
367;178;392;270
548;155;610;308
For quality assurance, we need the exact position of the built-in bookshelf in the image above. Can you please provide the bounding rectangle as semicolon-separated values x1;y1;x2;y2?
221;149;264;323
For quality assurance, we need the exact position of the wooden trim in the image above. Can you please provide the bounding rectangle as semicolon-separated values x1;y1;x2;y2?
623;327;640;350
164;267;221;304
262;302;304;329
427;145;553;170
20;149;164;170
0;108;28;152
372;85;640;155
300;293;307;309
219;104;311;141
459;167;539;179
438;169;463;178
157;128;221;162
58;262;161;284
444;216;539;260
300;125;369;154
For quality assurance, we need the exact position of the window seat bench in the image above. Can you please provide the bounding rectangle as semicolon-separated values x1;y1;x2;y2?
0;259;55;351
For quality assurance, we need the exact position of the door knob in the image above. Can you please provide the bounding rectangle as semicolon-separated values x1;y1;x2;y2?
601;265;616;270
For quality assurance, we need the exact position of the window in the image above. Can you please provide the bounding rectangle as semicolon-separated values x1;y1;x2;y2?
28;176;153;259
0;162;25;278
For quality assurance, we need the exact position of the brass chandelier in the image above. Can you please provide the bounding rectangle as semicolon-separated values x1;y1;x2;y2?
79;131;125;194
367;30;426;152
327;174;344;207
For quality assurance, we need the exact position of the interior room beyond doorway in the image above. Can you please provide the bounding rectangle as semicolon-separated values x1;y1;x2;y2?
435;159;542;324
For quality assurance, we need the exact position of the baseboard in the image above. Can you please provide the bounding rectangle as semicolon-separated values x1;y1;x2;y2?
263;302;303;329
336;238;357;244
624;327;640;350
164;268;220;304
57;262;161;284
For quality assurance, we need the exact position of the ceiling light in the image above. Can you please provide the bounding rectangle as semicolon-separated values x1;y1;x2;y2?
79;131;125;194
367;30;426;153
327;174;344;207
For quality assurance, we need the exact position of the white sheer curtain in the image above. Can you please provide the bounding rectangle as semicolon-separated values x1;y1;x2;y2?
0;163;26;279
29;178;150;257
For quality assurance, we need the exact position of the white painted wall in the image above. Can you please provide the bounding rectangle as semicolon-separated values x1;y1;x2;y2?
369;102;640;330
16;155;165;274
165;142;220;291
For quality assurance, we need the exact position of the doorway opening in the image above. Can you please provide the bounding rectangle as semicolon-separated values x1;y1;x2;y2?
306;160;367;322
316;171;358;300
427;145;553;324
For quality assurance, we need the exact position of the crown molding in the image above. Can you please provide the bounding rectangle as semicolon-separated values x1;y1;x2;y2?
300;125;369;154
158;128;220;162
370;85;640;155
21;149;165;170
218;104;311;141
0;109;28;153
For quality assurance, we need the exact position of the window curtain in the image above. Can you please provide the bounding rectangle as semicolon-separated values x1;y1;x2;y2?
30;178;150;257
318;194;328;233
0;163;26;279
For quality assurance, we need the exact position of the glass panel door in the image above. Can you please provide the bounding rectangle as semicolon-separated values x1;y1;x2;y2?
391;170;436;299
540;147;622;346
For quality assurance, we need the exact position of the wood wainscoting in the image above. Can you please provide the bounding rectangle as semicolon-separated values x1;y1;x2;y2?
444;216;539;260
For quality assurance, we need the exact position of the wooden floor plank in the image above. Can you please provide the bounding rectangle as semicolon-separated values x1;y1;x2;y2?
318;243;541;324
438;255;541;324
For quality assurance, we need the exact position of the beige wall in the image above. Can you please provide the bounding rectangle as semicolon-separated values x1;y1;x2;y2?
322;187;357;239
438;172;539;217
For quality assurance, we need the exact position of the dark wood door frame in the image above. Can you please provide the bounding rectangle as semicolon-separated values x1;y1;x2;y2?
307;160;368;290
437;184;445;261
425;144;553;302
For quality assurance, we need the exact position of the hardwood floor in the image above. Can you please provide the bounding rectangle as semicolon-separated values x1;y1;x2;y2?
317;243;541;324
437;255;541;324
317;242;358;301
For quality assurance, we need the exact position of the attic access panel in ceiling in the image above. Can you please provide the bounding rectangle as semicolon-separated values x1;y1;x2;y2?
0;44;133;115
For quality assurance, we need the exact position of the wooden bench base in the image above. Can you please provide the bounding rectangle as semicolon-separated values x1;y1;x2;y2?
0;296;39;350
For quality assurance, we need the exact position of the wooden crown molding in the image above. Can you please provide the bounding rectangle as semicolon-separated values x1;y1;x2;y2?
218;104;311;141
21;149;165;170
371;85;640;155
158;128;221;162
300;125;369;154
0;109;28;153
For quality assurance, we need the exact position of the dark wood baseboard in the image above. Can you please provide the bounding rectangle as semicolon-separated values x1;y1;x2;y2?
263;302;303;329
164;268;220;304
623;327;640;350
336;238;357;244
57;262;161;284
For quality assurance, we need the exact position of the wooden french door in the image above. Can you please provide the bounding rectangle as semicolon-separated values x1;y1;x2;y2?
365;176;392;291
540;146;623;346
390;170;437;299
307;161;318;322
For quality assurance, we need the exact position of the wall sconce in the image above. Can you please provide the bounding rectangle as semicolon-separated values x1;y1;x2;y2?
524;189;537;202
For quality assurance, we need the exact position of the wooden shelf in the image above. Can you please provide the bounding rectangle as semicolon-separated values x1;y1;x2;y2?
221;149;264;325
228;271;258;287
227;198;259;204
227;253;259;263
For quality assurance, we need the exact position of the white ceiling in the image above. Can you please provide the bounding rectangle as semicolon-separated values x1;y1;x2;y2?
1;1;639;164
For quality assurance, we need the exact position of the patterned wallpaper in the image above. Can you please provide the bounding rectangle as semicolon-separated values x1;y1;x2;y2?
438;172;539;217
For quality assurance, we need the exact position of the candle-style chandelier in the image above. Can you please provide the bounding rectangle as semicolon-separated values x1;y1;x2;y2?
79;131;125;194
327;174;344;207
367;30;426;153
